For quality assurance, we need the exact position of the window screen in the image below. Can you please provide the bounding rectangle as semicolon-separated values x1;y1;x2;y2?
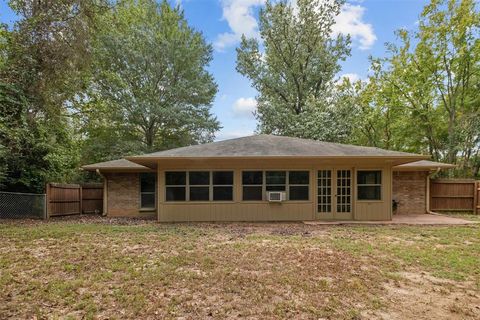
189;171;210;201
140;173;156;208
213;171;233;201
288;171;309;200
357;170;382;200
242;170;310;201
242;171;263;200
165;171;233;202
266;171;286;191
165;172;186;201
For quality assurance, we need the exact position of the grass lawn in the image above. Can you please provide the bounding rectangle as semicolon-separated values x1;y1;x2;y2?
0;217;479;319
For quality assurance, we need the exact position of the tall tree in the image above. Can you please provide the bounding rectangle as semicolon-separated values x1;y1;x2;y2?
0;0;108;191
236;0;352;141
5;0;108;119
352;0;480;177
79;0;220;156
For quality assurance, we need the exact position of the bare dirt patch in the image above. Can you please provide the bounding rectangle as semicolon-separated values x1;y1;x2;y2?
375;272;480;320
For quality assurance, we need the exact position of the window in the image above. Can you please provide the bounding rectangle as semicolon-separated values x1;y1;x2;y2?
317;170;332;212
337;170;352;212
189;171;210;201
213;171;233;201
289;171;309;200
165;172;186;201
242;170;310;201
140;173;156;209
165;171;234;202
266;171;286;191
242;171;263;201
357;170;382;200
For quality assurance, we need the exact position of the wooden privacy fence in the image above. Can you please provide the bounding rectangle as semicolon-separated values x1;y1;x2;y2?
430;179;479;214
46;183;103;217
81;183;104;214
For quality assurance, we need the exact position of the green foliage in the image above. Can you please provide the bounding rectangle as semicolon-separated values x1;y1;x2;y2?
78;0;220;155
0;0;221;191
0;1;109;191
352;0;480;177
236;0;353;141
5;0;109;119
0;83;79;192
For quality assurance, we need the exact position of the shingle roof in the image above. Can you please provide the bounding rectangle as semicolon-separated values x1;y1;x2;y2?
82;159;150;171
126;134;426;159
83;135;433;170
393;160;456;170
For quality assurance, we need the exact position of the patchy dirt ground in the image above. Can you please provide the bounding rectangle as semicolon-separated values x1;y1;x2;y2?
380;272;480;320
0;216;479;319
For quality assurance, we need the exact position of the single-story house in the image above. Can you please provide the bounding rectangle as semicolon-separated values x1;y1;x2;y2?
82;135;455;222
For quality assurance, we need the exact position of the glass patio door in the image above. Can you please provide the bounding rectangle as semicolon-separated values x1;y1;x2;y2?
317;169;352;220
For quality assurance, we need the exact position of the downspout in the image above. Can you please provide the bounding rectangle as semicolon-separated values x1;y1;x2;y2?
426;167;441;215
96;169;108;216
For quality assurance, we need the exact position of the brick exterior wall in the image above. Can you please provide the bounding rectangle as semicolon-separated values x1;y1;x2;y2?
392;171;428;215
105;173;156;217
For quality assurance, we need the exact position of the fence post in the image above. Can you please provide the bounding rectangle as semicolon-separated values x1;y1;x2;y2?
475;181;479;215
44;183;50;220
43;195;48;220
79;185;83;215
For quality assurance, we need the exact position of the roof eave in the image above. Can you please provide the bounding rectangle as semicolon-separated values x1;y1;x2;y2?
81;166;154;172
125;155;430;168
393;164;457;171
126;155;429;160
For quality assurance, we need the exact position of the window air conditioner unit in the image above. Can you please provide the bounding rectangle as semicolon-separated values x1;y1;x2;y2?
267;191;286;202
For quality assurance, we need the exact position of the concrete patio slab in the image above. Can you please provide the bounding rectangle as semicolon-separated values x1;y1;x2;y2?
304;214;478;225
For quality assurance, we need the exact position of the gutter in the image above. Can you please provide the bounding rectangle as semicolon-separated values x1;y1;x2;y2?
426;167;442;215
96;169;108;216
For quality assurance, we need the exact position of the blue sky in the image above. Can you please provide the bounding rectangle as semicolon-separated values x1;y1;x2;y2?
0;0;430;140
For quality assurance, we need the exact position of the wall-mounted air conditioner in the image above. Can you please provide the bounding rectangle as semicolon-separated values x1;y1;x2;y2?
267;191;286;202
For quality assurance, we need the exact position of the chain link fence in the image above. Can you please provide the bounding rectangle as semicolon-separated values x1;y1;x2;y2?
0;192;46;219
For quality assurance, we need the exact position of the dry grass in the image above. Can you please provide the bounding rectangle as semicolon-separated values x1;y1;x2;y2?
442;212;480;222
0;217;479;319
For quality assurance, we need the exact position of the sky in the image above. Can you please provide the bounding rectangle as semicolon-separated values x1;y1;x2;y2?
0;0;430;141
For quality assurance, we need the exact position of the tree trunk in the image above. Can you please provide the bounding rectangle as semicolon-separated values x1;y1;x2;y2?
446;110;457;164
145;127;154;151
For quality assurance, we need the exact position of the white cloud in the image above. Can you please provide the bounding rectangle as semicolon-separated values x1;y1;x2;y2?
340;73;360;83
232;97;257;118
290;0;376;50
332;3;376;50
215;0;376;51
214;0;265;51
